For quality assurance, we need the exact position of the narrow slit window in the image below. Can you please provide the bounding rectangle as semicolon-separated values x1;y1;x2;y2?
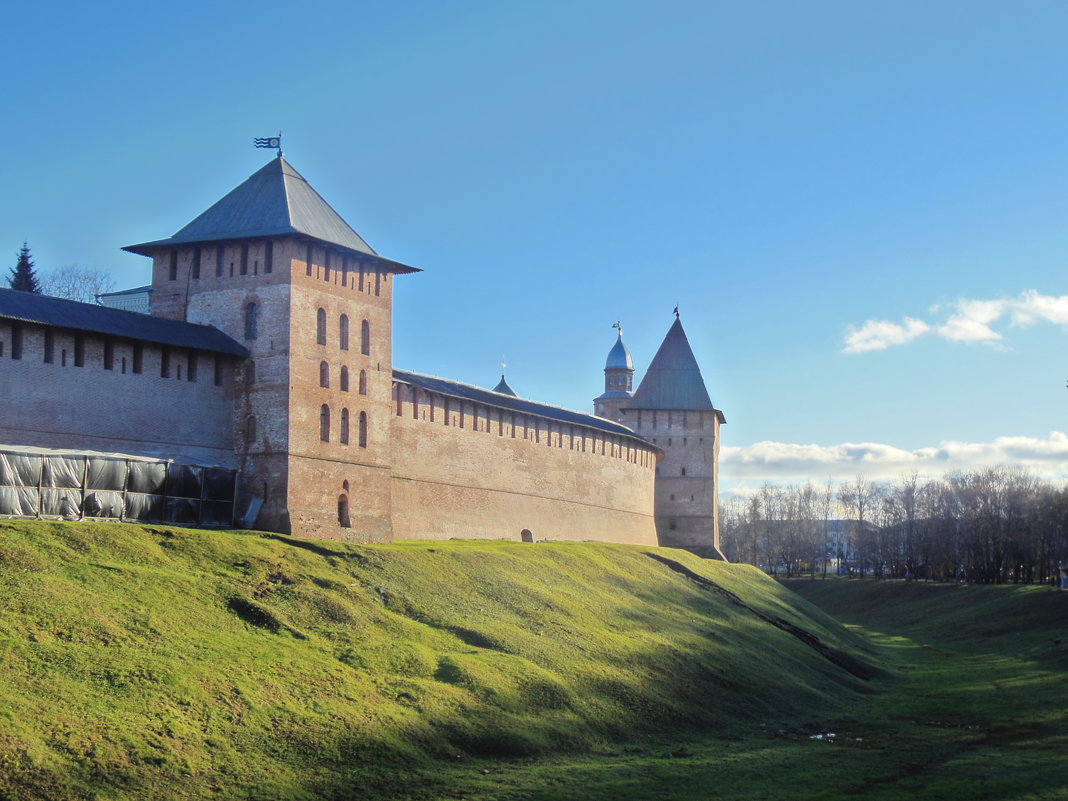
187;351;197;382
216;244;225;277
358;369;367;395
360;319;370;355
74;334;85;367
340;408;350;444
320;404;330;442
320;361;330;388
264;240;273;273
316;308;327;345
245;303;259;340
339;314;349;350
358;411;368;448
43;329;54;363
160;346;170;378
103;339;114;370
132;343;143;374
191;248;201;279
340;366;349;392
168;250;178;281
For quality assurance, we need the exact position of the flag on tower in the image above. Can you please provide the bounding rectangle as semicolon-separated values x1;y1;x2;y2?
254;136;281;149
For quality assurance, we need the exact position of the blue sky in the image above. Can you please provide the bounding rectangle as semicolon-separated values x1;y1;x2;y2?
5;0;1068;493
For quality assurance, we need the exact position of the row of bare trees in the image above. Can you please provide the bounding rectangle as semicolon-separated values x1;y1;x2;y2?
720;467;1068;584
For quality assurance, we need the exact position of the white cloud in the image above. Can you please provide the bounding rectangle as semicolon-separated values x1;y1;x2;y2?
721;431;1068;494
937;298;1006;343
842;317;930;354
843;290;1068;354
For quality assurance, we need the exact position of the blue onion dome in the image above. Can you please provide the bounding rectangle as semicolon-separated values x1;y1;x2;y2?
605;330;634;371
492;374;517;396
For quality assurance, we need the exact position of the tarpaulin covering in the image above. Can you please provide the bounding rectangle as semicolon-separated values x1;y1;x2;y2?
0;452;41;488
86;458;128;492
0;487;39;517
0;446;236;528
44;456;83;489
40;488;81;518
127;462;166;495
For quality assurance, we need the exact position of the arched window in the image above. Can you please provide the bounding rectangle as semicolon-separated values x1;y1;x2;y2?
358;411;368;448
358;369;368;395
340;366;350;391
320;404;330;442
320;361;330;388
360;319;370;355
338;494;351;528
340;408;350;444
245;415;257;442
339;314;349;351
316;308;327;345
245;303;258;340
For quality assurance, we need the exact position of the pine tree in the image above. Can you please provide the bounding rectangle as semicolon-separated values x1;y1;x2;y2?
9;243;41;293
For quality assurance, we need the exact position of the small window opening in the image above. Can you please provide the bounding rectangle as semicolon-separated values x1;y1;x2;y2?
168;250;178;281
340;366;349;392
320;404;330;442
320;361;330;388
316;308;327;345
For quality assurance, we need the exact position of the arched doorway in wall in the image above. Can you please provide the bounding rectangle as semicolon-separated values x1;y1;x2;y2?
338;494;351;528
520;529;534;543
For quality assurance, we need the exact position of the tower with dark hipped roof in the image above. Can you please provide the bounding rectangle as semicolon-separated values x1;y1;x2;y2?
598;316;726;559
125;156;420;538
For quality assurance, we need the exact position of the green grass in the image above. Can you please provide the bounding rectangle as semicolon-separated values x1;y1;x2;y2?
0;521;874;800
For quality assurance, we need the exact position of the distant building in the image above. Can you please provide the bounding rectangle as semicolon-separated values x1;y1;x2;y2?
97;285;152;314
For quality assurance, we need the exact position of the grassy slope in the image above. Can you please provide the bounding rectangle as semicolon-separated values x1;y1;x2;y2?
782;578;1068;801
0;521;874;800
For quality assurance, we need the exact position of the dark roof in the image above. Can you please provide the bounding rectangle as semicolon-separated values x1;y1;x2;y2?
492;374;517;396
124;157;420;274
628;317;719;413
0;288;249;357
394;369;655;445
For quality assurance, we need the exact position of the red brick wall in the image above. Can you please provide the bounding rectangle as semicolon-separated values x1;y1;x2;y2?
390;382;659;545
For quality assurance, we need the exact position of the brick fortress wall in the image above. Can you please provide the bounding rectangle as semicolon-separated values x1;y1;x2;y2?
390;382;659;545
0;319;236;464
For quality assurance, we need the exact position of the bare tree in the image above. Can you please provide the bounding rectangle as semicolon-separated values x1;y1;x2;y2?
40;265;115;303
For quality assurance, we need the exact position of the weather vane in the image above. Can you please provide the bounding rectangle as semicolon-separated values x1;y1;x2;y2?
254;131;284;157
673;305;680;318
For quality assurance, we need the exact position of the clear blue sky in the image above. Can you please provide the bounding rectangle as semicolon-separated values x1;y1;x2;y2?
5;0;1068;492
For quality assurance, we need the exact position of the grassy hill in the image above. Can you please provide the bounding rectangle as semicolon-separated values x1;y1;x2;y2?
0;521;877;800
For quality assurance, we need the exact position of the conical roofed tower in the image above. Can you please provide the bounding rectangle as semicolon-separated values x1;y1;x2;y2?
619;314;725;559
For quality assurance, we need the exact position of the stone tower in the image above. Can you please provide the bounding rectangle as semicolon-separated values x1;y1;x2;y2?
593;324;635;422
617;315;726;558
125;156;419;538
